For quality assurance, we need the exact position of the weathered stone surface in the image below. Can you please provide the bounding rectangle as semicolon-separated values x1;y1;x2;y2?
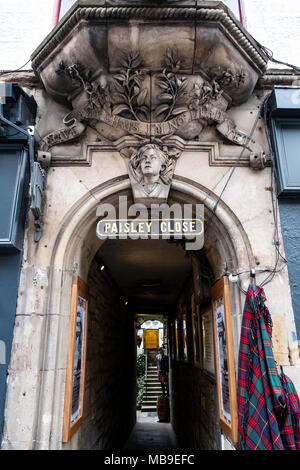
2;0;300;453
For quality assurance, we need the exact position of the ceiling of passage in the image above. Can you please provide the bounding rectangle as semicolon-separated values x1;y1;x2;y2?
98;238;192;313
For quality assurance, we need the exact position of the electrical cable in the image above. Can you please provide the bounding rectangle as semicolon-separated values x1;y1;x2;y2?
259;93;288;287
0;59;31;74
204;95;268;235
212;90;290;290
255;41;300;74
0;39;298;286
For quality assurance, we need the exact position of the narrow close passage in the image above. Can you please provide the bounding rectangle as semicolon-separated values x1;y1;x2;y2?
124;412;179;450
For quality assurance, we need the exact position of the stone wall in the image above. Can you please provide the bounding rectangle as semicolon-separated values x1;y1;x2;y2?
64;252;136;450
170;362;221;450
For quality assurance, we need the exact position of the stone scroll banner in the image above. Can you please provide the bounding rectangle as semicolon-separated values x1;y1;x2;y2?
41;103;251;151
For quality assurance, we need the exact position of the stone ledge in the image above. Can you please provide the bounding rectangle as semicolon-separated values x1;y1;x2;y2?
30;2;268;74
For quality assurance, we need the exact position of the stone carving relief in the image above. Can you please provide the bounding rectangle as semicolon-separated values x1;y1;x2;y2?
40;47;252;202
120;142;181;202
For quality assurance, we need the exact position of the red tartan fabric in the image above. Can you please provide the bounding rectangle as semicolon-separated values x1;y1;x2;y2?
280;369;300;450
237;284;300;450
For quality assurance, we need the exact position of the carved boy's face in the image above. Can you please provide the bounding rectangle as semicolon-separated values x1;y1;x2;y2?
140;148;162;177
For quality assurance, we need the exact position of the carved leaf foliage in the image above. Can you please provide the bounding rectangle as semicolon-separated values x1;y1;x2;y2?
159;93;173;101
171;107;187;116
153;104;169;118
113;104;130;115
136;88;148;106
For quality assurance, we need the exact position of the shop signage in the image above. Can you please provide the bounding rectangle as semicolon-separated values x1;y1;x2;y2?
96;218;203;239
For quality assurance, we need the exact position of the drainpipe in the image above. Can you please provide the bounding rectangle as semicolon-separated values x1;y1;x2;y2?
238;0;246;27
53;0;62;27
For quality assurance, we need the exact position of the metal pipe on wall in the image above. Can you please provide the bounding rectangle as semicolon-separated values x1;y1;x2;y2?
53;0;62;27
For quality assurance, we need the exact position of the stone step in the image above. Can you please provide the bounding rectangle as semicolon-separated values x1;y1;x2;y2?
141;406;157;412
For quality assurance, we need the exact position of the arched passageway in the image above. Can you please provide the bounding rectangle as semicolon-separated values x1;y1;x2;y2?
18;178;252;450
78;236;220;450
58;177;249;450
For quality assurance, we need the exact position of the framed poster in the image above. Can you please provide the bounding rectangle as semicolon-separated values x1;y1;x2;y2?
175;319;179;360
211;276;238;443
143;329;159;349
62;276;89;443
182;315;187;362
191;294;202;367
192;256;202;304
202;308;215;375
178;295;187;361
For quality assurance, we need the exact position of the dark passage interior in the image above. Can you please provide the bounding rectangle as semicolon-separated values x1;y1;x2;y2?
78;238;222;450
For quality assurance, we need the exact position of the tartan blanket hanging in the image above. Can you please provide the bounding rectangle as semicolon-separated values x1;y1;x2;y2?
237;284;300;450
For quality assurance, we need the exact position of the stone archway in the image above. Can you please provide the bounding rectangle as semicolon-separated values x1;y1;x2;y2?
26;175;255;450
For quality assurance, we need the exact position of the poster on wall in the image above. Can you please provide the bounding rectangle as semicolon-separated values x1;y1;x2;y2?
143;329;159;349
211;276;238;443
202;308;214;375
191;294;202;367
62;276;89;443
71;296;87;422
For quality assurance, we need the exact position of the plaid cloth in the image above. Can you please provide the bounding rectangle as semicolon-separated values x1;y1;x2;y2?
279;368;300;450
237;285;287;450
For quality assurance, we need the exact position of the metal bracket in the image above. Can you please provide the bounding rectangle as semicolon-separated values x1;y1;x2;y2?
30;162;47;242
249;152;267;170
36;149;51;168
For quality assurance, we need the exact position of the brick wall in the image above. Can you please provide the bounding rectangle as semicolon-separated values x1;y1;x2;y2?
75;253;136;450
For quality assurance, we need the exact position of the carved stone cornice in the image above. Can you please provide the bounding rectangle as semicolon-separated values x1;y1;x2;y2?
258;69;300;88
0;71;41;89
31;2;268;82
30;1;270;206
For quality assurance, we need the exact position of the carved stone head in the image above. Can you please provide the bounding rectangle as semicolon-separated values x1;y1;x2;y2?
128;144;172;201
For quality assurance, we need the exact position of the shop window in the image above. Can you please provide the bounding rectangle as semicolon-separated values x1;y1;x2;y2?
269;88;300;196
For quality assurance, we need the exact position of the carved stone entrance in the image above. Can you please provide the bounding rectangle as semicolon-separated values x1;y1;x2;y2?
1;175;256;449
2;0;299;452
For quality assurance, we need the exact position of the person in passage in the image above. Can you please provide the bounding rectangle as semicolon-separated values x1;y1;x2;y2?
156;347;169;397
